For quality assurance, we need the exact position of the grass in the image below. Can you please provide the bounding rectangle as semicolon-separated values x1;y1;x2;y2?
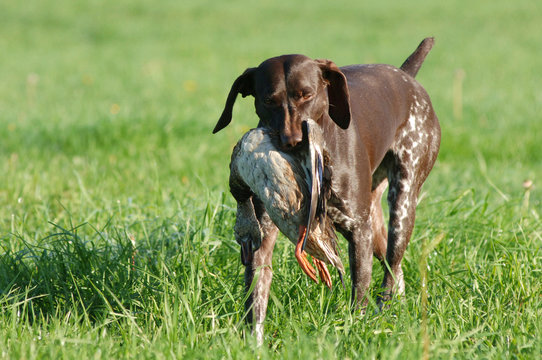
1;0;541;358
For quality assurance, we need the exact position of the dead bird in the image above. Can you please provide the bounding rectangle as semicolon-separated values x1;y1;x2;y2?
229;119;344;288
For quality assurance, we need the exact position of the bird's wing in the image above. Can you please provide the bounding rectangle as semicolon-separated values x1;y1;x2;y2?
301;121;324;252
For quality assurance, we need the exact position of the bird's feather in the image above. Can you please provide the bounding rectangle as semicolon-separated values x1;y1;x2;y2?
230;120;344;275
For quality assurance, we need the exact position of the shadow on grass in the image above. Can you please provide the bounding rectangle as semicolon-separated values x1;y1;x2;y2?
1;221;155;323
0;197;242;328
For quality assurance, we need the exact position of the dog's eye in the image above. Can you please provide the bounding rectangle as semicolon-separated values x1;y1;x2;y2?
292;91;312;101
302;92;313;100
300;88;314;100
263;97;275;106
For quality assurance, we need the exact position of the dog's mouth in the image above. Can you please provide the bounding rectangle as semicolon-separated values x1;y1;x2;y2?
275;120;313;153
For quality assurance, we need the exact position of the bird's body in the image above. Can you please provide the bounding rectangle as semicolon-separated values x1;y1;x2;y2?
230;120;344;286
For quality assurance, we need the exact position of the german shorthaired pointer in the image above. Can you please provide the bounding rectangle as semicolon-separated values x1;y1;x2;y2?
213;37;441;344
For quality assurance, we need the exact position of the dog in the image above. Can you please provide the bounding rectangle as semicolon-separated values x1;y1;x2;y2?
213;38;441;344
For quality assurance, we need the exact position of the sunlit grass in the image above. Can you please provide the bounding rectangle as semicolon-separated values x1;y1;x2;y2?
1;0;541;358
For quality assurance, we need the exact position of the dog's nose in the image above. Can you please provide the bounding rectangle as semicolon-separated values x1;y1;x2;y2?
280;133;303;149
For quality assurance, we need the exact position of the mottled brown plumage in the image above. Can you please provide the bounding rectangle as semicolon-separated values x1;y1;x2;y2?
230;120;344;287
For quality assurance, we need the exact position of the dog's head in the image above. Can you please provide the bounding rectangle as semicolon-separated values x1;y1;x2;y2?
213;55;351;149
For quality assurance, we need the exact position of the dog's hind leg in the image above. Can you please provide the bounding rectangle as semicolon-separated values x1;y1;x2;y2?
379;95;440;305
380;161;415;303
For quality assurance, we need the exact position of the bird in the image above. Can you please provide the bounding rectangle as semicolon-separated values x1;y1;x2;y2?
229;119;344;288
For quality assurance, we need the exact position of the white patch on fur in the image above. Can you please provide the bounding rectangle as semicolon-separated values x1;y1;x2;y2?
408;114;417;131
395;266;405;295
254;323;264;346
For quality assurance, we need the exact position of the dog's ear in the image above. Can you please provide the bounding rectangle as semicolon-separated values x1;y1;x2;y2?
213;68;256;134
316;59;351;129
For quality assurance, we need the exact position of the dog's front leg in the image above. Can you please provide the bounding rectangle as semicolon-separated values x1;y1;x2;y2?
244;201;278;346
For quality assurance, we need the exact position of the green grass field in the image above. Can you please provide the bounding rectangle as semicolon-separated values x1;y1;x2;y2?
1;0;541;358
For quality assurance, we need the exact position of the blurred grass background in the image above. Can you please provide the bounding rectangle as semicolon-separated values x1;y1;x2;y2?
1;0;541;358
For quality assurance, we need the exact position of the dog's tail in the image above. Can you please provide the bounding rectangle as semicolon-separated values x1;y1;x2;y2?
400;37;435;78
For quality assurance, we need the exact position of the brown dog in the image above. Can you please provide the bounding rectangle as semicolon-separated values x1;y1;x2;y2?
214;38;441;343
